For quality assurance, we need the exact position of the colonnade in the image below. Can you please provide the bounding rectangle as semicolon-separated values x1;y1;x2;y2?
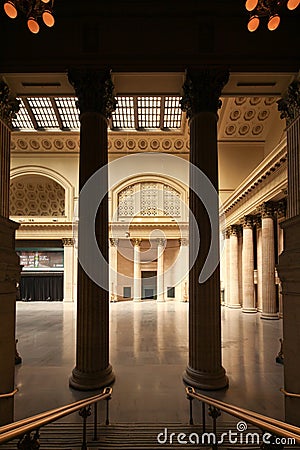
224;201;286;318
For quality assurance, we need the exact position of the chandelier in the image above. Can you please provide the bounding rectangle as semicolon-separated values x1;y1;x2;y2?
245;0;299;31
3;0;55;33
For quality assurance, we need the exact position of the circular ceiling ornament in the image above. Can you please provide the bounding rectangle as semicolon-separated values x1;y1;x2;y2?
234;97;247;105
54;139;64;150
249;97;261;106
114;139;124;150
126;139;136;150
162;139;172;150
225;124;236;136
239;124;250;135
174;139;184;150
230;110;241;121
138;139;148;150
66;139;76;150
244;109;255;121
150;139;160;150
252;125;263;135
17;139;28;150
41;139;52;150
30;139;40;150
258;110;270;121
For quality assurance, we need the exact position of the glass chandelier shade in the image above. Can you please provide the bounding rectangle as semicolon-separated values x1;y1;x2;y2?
245;0;299;31
3;0;55;33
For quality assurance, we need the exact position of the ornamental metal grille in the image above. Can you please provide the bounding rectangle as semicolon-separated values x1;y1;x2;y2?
140;183;159;216
163;184;181;217
118;185;134;217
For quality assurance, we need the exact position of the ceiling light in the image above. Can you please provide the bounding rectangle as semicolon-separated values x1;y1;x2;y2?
3;1;17;18
268;14;280;30
247;15;260;31
245;0;258;11
287;0;300;9
3;0;55;33
245;0;299;31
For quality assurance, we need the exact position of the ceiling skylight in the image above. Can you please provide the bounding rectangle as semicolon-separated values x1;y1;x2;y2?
12;98;35;130
163;97;182;129
54;97;80;129
27;97;60;129
137;96;161;128
112;96;135;129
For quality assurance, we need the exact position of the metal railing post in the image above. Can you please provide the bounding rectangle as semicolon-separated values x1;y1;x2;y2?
105;395;111;425
79;406;91;450
208;405;221;450
202;401;206;433
93;402;98;441
186;387;194;425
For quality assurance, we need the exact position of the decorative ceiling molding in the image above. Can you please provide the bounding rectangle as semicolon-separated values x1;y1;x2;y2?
11;132;190;154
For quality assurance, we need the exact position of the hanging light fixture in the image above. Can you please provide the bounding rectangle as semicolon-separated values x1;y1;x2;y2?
245;0;299;31
3;0;55;33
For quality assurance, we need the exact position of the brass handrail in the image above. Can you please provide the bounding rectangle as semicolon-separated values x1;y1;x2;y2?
0;389;18;399
280;387;300;398
0;387;112;445
186;387;300;444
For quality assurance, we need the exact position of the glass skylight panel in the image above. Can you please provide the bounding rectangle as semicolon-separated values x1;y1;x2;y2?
27;97;59;129
12;98;35;130
137;96;161;128
112;96;135;129
54;97;80;129
163;96;182;128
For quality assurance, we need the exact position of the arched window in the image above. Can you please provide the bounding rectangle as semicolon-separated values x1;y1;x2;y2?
117;181;181;218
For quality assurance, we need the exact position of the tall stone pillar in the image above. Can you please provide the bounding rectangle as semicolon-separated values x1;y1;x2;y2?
109;238;118;302
133;239;141;302
242;216;256;313
260;202;278;320
181;69;229;390
255;216;263;312
68;69;116;390
62;238;75;302
224;229;231;306
156;238;165;302
179;238;189;302
277;81;300;425
228;225;241;308
276;200;286;319
0;81;20;424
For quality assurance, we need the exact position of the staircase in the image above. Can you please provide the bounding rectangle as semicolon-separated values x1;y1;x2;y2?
2;422;297;449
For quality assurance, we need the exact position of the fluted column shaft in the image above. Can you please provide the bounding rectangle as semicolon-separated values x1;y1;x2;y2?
181;69;229;390
109;239;118;302
242;217;256;313
133;239;141;301
256;219;263;312
0;84;20;425
224;230;231;306
157;239;165;302
68;69;116;390
62;238;75;302
277;84;300;425
228;225;241;309
260;202;278;320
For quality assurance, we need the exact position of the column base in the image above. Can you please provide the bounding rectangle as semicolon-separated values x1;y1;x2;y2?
261;312;279;320
156;298;165;302
133;298;142;302
69;364;115;391
242;307;257;313
183;365;229;391
227;304;241;309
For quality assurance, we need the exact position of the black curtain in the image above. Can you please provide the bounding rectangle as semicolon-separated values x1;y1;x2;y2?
20;273;63;301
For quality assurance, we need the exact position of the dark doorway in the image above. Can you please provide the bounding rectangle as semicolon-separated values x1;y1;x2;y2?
141;271;157;300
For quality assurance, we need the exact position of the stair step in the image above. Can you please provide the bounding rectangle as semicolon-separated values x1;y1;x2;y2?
0;422;298;449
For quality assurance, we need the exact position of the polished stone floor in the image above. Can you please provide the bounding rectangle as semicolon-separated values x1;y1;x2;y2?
13;301;284;424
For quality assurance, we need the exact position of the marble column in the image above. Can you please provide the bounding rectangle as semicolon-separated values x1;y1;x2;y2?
181;69;229;390
260;202;278;320
277;201;286;319
242;216;256;313
277;81;300;425
228;225;241;309
68;69;116;390
133;239;141;302
62;238;75;302
179;238;189;302
255;216;263;312
156;238;165;302
109;238;118;302
0;81;20;424
224;229;231;306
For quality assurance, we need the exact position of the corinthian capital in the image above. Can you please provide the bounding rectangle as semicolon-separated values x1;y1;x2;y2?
0;81;20;128
277;80;300;127
180;68;229;118
68;69;117;118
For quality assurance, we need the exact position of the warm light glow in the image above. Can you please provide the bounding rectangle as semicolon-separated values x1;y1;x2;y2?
3;1;17;19
247;15;260;31
268;14;280;30
27;17;40;34
245;0;258;11
287;0;300;9
42;10;55;27
41;0;51;3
